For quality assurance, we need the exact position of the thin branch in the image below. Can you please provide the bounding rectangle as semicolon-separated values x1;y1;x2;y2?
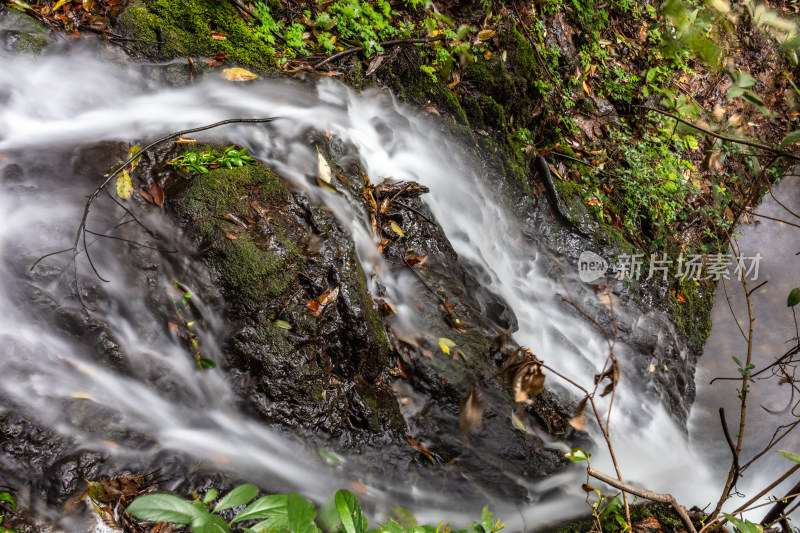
587;467;697;533
719;408;741;481
746;210;800;229
313;36;445;69
32;117;280;280
633;105;800;162
721;278;748;343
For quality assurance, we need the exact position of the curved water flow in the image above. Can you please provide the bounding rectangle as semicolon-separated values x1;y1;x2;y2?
0;40;720;529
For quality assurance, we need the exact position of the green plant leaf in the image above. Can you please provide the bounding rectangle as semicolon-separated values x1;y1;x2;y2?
214;484;259;513
779;130;800;148
779;449;800;463
191;513;229;533
287;492;318;533
198;358;217;370
727;86;745;99
787;288;800;307
203;489;218;504
231;494;288;524
378;519;406;533
565;448;590;462
125;493;202;524
336;490;367;533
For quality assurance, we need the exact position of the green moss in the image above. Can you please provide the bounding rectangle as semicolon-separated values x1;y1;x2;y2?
214;236;293;308
117;0;277;73
669;275;714;353
178;159;301;311
480;96;506;130
503;26;537;81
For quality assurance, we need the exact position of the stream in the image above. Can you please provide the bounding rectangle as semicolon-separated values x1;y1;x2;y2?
3;26;797;533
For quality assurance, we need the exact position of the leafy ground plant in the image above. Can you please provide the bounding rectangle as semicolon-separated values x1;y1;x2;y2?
0;491;18;533
125;484;504;533
168;146;255;173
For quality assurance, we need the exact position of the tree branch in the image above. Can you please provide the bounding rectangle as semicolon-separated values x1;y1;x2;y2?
633;105;800;162
313;36;445;69
587;467;697;533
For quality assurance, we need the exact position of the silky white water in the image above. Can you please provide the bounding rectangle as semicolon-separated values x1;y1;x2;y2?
0;40;725;530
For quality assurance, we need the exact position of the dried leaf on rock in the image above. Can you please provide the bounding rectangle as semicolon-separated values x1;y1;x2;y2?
477;29;496;41
405;254;428;266
317;177;338;193
150;182;164;206
407;438;435;464
175;136;197;144
458;386;483;433
139;187;153;204
210;31;227;40
319;285;340;306
221;67;258;81
390;221;404;237
317;147;332;184
365;53;385;76
116;169;133;199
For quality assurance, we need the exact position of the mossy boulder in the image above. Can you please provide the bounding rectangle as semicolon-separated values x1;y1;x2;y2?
116;0;278;74
160;147;404;447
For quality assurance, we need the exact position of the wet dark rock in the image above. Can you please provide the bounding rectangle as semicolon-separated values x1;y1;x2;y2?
44;450;103;506
1;163;24;184
0;8;54;55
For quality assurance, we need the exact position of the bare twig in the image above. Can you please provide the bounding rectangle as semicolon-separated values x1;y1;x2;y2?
31;117;280;279
719;408;741;481
313;36;445;69
745;209;800;229
633;105;800;162
587;467;697;533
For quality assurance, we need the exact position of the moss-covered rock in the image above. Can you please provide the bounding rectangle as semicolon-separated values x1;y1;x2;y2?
116;0;277;74
162;147;403;447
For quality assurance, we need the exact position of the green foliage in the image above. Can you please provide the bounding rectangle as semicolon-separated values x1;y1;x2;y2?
125;486;505;533
778;449;800;463
169;146;256;174
723;513;763;533
601;124;698;246
787;288;800;307
565;448;591;462
0;492;17;533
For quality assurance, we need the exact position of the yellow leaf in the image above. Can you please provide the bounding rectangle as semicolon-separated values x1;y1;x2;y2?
52;0;71;11
317;147;332;184
71;392;94;400
484;50;492;60
477;29;496;41
127;145;142;169
511;411;528;432
220;67;258;82
390;221;404;237
116;169;133;200
316;177;338;193
582;80;591;95
438;337;456;355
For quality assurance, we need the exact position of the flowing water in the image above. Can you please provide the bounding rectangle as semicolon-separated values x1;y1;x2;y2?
0;35;744;531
